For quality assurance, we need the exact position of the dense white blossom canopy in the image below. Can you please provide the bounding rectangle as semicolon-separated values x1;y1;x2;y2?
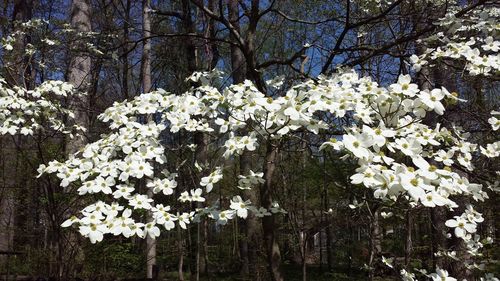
0;5;498;281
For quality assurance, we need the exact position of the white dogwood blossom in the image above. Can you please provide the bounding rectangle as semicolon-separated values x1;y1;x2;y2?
0;7;495;281
0;79;83;136
26;65;496;281
230;196;251;219
200;167;223;192
430;268;457;281
411;7;500;76
237;170;265;190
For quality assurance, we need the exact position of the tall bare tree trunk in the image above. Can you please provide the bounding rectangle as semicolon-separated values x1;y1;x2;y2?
122;0;131;100
404;210;412;267
301;232;308;281
0;0;32;273
4;0;33;88
181;0;198;74
62;1;92;279
301;140;308;281
141;0;157;279
197;1;221;276
178;227;185;281
227;1;260;280
368;208;381;281
322;156;333;272
416;45;448;270
228;0;246;84
179;1;207;279
261;142;283;281
0;137;19;281
67;0;91;154
430;207;447;268
141;0;152;94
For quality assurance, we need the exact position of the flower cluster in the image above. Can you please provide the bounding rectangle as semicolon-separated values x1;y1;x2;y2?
32;68;498;281
411;7;500;76
0;5;495;280
0;79;82;136
237;170;265;190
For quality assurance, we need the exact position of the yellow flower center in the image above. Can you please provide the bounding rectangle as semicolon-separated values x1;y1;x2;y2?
410;178;419;187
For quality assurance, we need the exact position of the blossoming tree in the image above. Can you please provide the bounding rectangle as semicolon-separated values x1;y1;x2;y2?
0;1;498;281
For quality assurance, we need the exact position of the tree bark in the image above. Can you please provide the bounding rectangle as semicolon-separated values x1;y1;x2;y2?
0;0;32;272
4;0;33;88
301;140;307;281
368;208;381;281
244;0;266;92
227;1;260;279
178;227;185;281
180;1;209;279
67;0;91;154
228;0;246;84
0;137;19;280
430;207;446;268
260;141;283;281
141;0;152;94
323;157;332;272
193;131;208;279
59;0;92;279
404;210;412;267
141;0;157;279
416;44;449;270
122;0;131;99
301;232;307;281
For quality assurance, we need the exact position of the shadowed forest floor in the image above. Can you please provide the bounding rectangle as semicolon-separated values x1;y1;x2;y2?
158;265;396;281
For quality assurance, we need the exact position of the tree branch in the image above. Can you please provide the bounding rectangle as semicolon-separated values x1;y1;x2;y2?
257;45;309;69
321;0;404;74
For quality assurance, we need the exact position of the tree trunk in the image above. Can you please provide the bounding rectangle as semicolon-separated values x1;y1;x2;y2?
448;198;472;279
244;0;266;92
301;232;307;281
0;0;32;272
60;0;93;279
193;131;208;279
323;157;332;272
0;137;18;280
301;140;307;281
4;0;33;88
141;0;157;279
121;0;131;99
206;0;219;70
178;227;185;281
430;207;446;268
404;210;412;267
179;1;207;279
228;0;246;84
67;0;91;154
416;45;448;270
368;208;381;281
260;142;283;281
141;0;152;94
181;0;198;75
227;1;260;279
